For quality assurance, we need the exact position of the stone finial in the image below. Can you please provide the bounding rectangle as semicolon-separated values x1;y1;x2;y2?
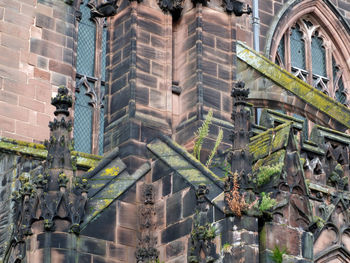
51;86;73;117
45;86;73;170
229;81;254;191
231;81;252;150
231;81;249;104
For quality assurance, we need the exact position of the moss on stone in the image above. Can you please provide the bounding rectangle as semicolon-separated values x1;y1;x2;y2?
250;122;292;161
256;163;284;186
237;41;350;129
0;136;101;169
100;166;120;177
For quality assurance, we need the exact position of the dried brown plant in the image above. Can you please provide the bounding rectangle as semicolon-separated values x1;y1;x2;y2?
225;172;246;217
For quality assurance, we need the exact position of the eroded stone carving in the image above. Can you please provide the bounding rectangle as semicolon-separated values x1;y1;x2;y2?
135;184;159;263
90;0;118;18
223;0;252;16
188;185;219;263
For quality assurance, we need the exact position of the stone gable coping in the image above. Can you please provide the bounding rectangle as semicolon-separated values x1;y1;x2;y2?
81;162;151;230
250;122;293;162
147;135;225;212
237;41;350;130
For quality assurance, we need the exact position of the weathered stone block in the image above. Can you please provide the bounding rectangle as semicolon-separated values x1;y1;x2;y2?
116;227;137;247
161;217;192;243
77;236;107;256
166;240;185;259
160;173;171;196
166;191;183;226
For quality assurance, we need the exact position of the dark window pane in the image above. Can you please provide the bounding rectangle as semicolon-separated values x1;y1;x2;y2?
335;77;346;104
76;0;96;77
332;57;338;80
290;24;306;70
311;33;326;77
276;35;285;66
332;57;346;104
74;81;93;153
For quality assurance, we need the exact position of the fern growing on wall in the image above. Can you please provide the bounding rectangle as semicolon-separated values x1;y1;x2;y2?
192;109;223;167
193;109;213;160
206;128;223;167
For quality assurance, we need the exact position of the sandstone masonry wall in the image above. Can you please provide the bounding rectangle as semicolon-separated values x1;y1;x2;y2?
0;0;76;143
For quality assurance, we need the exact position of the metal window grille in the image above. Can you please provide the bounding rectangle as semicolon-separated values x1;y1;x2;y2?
74;0;107;155
290;25;306;70
74;84;93;154
76;0;96;77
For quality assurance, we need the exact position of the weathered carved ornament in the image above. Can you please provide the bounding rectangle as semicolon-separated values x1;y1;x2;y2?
188;184;219;263
90;0;118;18
223;0;251;16
158;0;184;18
135;184;159;262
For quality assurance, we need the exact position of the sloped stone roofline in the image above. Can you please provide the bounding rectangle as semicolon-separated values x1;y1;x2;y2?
237;41;350;130
0;136;101;169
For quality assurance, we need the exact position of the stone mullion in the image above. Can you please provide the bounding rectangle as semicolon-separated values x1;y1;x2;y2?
285;31;291;72
324;42;334;98
195;4;204;118
91;18;104;155
303;29;313;85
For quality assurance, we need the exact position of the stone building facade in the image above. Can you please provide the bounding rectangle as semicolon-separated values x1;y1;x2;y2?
2;0;350;262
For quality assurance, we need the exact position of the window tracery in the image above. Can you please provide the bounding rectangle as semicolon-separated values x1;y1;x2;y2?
74;0;107;155
275;17;348;106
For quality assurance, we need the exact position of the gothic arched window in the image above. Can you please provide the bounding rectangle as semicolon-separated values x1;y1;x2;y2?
275;17;348;106
74;0;107;155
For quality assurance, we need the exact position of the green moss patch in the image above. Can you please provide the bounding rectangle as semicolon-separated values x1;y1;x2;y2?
0;136;101;169
237;41;350;129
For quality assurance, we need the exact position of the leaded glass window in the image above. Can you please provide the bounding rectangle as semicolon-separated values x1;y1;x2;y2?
76;0;96;76
290;24;306;70
311;33;326;77
275;17;347;105
74;0;107;155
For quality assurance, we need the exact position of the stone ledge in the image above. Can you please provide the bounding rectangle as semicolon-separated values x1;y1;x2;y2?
0;136;101;169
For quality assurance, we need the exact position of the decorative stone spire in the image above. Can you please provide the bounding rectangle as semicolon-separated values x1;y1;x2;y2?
223;82;258;216
230;81;253;178
10;87;89;261
46;86;73;173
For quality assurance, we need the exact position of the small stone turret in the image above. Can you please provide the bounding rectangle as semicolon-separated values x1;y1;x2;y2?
8;87;90;262
230;81;253;180
46;86;74;189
